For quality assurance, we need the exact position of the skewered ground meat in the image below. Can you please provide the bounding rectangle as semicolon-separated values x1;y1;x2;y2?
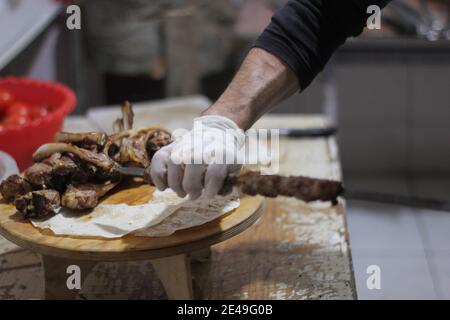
14;190;60;218
225;171;344;203
0;175;33;202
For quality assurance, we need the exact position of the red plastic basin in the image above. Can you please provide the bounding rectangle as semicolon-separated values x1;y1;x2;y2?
0;77;76;170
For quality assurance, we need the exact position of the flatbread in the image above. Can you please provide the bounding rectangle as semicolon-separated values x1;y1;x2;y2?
30;189;240;239
135;190;240;237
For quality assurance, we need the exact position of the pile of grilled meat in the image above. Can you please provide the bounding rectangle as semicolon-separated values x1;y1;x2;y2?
0;102;171;218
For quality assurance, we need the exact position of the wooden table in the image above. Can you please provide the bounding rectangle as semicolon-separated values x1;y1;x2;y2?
0;111;356;300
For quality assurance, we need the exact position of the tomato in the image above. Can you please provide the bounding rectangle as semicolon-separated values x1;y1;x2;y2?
6;101;30;116
30;104;50;119
2;113;30;126
2;101;31;127
0;89;14;111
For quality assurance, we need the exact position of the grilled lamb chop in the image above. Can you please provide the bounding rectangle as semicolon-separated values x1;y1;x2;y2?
14;190;60;218
0;175;33;202
61;181;118;210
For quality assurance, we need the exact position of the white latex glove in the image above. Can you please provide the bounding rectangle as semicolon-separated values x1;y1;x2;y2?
149;115;245;199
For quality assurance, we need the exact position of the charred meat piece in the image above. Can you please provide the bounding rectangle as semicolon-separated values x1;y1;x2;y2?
33;143;116;171
146;130;172;158
61;181;118;210
0;175;33;202
27;155;81;193
119;130;153;167
61;185;97;210
55;132;107;148
24;162;53;186
14;190;60;218
51;155;79;176
118;128;172;167
103;123;171;166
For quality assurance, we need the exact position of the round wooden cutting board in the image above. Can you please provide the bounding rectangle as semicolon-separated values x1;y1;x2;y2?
0;181;265;261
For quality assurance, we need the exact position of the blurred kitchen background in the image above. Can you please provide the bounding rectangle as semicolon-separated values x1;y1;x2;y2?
0;0;450;299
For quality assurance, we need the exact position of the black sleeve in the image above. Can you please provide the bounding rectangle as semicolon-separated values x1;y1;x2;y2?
254;0;391;90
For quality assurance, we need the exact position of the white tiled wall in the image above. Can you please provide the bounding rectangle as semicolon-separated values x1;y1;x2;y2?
346;175;450;299
271;52;450;176
334;53;450;176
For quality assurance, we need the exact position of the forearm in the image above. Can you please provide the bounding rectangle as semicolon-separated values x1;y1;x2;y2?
202;48;299;130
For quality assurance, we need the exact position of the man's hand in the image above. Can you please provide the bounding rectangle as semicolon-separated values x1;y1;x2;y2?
149;48;297;199
148;115;245;199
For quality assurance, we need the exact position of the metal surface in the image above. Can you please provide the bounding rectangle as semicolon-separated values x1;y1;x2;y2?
278;127;337;138
116;166;146;177
346;190;450;212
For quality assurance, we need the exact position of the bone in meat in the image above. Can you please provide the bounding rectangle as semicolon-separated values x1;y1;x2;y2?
33;143;116;171
117;128;172;167
55;131;107;148
0;175;33;202
118;130;153;167
14;189;60;218
61;181;118;210
113;100;134;133
102;131;131;158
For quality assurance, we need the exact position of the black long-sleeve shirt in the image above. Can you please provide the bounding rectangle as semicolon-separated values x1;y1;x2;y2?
254;0;391;90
